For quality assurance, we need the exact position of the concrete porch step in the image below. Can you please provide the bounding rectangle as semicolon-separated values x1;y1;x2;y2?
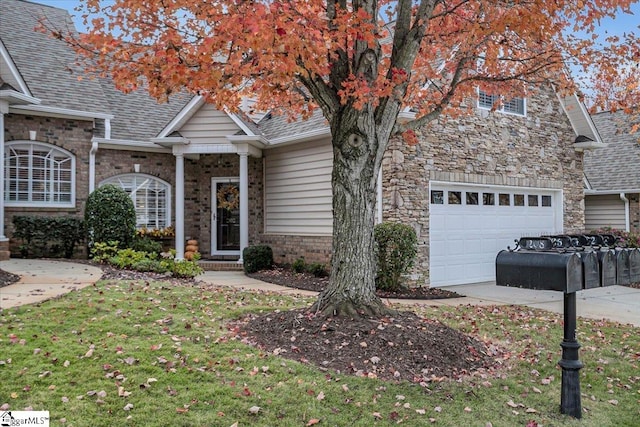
198;260;244;271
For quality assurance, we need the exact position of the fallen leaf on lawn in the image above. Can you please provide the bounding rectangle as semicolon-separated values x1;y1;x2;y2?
434;406;442;413
10;392;18;399
97;390;107;398
63;360;70;367
416;409;426;415
0;404;9;411
429;418;437;423
123;403;134;411
532;387;542;394
38;371;52;378
372;412;382;419
506;400;518;408
525;408;538;413
230;423;238;427
176;407;189;414
306;419;320;426
464;407;472;412
48;385;56;391
61;397;69;403
608;399;619;405
317;391;325;401
118;386;131;397
342;384;349;392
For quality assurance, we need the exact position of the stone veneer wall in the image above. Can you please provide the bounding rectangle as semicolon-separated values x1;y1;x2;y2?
381;86;585;285
4;114;94;256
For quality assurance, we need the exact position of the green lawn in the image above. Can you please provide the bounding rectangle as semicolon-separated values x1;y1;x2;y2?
1;280;638;426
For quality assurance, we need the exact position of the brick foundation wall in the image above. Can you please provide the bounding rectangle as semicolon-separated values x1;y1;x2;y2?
257;234;333;266
381;86;584;285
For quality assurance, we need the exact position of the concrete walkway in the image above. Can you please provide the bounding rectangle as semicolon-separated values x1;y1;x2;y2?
1;260;639;327
0;259;102;309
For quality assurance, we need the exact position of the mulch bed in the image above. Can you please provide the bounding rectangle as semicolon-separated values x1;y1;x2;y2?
248;266;464;300
239;308;501;382
0;269;20;288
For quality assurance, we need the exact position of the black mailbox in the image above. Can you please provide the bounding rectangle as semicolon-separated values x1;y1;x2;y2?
496;250;583;293
597;250;617;287
578;251;600;289
615;249;631;286
631;249;640;283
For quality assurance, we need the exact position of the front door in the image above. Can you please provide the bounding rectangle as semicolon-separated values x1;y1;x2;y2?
211;178;241;256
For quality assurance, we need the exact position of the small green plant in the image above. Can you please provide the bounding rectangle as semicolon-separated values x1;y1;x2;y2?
131;235;163;254
242;245;273;273
90;241;120;263
172;259;204;278
110;248;152;269
306;262;327;277
374;222;418;292
292;257;306;274
85;185;136;249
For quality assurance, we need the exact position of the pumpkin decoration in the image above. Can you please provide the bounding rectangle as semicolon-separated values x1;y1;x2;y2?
185;239;199;261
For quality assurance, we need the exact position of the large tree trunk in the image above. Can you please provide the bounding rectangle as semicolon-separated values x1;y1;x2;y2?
312;108;392;318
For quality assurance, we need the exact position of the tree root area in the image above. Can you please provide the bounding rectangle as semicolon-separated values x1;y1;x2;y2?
240;308;499;382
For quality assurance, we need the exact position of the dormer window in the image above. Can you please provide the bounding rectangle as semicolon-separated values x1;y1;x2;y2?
478;89;526;116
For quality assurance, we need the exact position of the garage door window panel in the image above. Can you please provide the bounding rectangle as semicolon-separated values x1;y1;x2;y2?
430;190;444;204
542;195;552;207
499;193;510;206
448;191;462;204
482;193;495;205
528;195;539;206
514;194;525;206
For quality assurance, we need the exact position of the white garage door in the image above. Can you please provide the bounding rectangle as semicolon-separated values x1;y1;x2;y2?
429;183;562;286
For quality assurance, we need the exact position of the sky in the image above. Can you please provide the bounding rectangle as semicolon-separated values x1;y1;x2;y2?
28;0;640;39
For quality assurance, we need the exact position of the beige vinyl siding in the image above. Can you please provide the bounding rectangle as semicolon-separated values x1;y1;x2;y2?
264;139;333;235
585;195;626;231
178;104;242;142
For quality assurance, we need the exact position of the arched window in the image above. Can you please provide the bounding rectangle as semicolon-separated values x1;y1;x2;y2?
100;174;171;229
5;141;75;207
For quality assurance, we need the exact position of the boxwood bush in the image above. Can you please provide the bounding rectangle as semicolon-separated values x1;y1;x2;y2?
85;185;136;249
243;245;273;273
374;222;418;291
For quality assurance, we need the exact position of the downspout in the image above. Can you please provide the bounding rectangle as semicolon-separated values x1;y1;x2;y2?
89;140;98;194
620;192;630;232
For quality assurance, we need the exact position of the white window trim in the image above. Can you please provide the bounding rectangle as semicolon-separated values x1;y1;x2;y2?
99;173;172;229
4;140;76;208
477;88;527;117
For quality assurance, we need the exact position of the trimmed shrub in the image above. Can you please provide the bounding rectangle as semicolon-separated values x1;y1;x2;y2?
292;257;306;273
242;245;274;273
90;241;120;263
306;262;327;277
374;222;418;291
12;216;85;258
85;185;136;249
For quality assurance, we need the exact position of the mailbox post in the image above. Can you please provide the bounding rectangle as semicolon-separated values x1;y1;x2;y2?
558;292;583;418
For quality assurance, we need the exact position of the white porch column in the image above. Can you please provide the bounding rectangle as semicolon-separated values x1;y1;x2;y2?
175;153;185;260
238;151;249;263
0;106;6;240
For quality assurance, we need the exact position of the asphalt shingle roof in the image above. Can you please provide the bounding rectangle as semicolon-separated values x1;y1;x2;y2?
0;0;111;115
584;111;640;191
258;109;329;141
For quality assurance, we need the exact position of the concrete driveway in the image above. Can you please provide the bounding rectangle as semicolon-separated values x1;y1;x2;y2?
441;281;640;326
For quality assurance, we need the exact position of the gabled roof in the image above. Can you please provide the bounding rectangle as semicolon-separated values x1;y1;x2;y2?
584;111;640;192
0;0;111;115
